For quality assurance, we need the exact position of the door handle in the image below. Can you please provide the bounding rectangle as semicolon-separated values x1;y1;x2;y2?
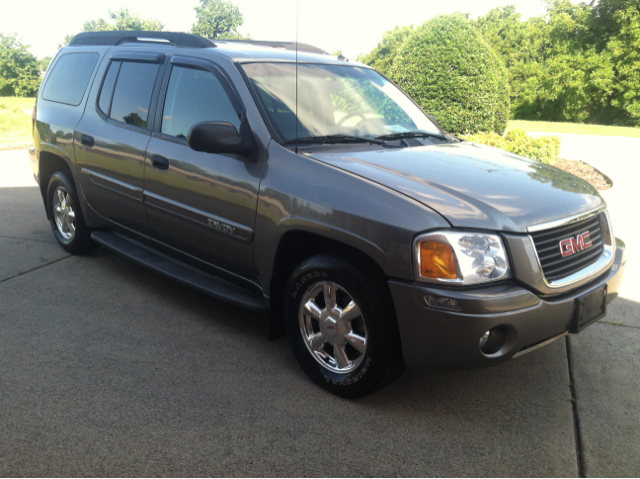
151;155;170;170
81;134;95;147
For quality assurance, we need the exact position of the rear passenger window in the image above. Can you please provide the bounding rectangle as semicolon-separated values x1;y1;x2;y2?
98;61;159;129
42;53;99;106
161;65;241;140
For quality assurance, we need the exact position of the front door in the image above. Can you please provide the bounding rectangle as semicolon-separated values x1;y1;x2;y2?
143;57;266;281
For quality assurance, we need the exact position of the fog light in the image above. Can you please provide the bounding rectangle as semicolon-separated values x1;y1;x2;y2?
479;330;490;348
425;294;461;311
479;326;508;355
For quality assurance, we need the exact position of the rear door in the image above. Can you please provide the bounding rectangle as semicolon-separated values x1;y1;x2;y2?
143;56;266;280
75;48;171;235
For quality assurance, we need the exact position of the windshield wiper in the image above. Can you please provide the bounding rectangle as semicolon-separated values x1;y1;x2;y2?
375;131;448;142
284;134;391;146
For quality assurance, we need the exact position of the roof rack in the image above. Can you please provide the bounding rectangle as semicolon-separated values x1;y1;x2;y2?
68;31;215;48
215;39;328;55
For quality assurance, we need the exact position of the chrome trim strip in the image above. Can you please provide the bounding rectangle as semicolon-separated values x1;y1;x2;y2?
137;37;170;43
527;205;606;233
529;210;615;290
513;331;568;359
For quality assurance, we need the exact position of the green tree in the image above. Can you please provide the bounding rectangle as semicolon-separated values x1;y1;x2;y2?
389;14;510;135
358;25;414;75
0;34;40;97
478;0;637;125
38;56;52;72
605;5;640;123
477;7;546;117
527;0;622;124
106;8;164;31
57;34;75;50
192;0;248;39
59;8;164;48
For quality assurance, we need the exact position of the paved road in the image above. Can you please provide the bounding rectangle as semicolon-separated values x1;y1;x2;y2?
0;144;638;476
528;133;640;477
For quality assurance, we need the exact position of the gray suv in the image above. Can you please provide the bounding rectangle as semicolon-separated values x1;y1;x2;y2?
30;31;626;397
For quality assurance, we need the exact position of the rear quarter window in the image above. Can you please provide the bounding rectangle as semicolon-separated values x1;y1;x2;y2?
42;53;99;106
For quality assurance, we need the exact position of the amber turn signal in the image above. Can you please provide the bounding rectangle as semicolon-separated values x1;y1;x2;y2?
420;241;458;279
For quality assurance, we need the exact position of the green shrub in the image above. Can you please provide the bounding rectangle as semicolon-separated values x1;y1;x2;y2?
463;129;561;164
462;131;506;149
357;25;414;75
388;13;510;136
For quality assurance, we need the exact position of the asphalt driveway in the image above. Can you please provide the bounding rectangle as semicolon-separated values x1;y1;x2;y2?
0;141;638;476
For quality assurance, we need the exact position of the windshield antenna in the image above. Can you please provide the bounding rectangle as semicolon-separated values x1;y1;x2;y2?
295;0;299;154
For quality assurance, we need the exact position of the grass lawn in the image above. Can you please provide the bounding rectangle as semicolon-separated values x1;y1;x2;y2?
0;96;35;144
508;120;640;138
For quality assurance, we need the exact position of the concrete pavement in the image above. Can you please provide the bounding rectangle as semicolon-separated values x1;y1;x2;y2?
0;141;638;476
528;132;640;477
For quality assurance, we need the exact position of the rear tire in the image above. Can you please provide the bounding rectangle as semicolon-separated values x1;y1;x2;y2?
284;254;404;398
47;171;97;254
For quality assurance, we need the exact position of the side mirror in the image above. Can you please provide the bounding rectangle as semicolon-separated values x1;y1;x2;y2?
188;121;256;159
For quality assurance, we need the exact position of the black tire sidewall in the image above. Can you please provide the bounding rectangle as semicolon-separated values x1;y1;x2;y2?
284;256;398;398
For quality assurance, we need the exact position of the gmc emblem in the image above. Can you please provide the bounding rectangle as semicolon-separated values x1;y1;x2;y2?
559;231;592;257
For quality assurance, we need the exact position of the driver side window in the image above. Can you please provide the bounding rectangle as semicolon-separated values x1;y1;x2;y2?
161;65;241;140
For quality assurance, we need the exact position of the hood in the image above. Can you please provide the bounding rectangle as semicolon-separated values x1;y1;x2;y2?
309;142;604;233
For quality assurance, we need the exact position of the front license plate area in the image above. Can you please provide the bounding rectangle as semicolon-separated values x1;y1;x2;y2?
570;284;607;333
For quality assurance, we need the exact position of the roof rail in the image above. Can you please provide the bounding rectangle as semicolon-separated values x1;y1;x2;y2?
68;31;215;48
215;39;328;55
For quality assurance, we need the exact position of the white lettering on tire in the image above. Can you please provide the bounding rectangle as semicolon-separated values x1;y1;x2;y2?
322;357;372;386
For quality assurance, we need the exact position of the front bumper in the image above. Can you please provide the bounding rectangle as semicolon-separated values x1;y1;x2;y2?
389;238;626;369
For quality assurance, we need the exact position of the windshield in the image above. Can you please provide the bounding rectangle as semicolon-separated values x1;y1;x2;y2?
241;62;441;143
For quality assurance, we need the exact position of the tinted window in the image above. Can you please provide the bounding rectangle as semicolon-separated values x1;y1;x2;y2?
98;61;121;116
109;61;159;128
42;53;99;106
161;65;240;140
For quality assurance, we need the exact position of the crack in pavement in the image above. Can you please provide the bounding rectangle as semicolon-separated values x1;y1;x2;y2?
598;320;640;330
0;234;56;245
0;255;71;285
565;336;586;477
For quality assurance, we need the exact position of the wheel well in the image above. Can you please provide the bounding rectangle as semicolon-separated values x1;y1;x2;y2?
39;152;73;219
267;230;389;338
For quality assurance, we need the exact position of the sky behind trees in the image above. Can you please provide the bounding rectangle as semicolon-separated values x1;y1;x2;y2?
2;0;581;59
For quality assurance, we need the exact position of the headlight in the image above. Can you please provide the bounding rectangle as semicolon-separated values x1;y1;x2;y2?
413;230;511;285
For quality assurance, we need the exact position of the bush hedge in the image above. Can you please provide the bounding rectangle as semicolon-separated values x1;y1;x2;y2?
463;129;561;164
388;14;510;136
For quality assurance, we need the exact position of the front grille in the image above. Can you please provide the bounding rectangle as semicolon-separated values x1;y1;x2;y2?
530;213;605;282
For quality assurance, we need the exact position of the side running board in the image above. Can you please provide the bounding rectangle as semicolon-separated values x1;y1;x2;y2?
91;231;268;313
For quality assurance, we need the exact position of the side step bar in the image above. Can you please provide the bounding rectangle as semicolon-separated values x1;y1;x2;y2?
91;231;268;313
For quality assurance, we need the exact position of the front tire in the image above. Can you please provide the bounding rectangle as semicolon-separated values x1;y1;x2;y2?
47;171;96;254
284;255;404;398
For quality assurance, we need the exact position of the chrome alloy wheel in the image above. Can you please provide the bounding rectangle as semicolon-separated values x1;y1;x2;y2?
298;281;368;373
53;186;76;241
